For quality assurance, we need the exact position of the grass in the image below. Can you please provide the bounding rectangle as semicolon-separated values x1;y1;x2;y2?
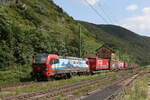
8;72;115;92
0;67;147;99
0;93;14;98
56;94;67;100
0;65;32;85
121;75;149;100
73;75;119;95
73;67;150;97
0;71;123;98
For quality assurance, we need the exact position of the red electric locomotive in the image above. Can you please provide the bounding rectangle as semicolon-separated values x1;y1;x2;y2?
32;54;89;81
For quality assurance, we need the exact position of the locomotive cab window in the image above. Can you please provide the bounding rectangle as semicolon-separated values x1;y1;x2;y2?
50;59;59;64
33;54;48;65
86;61;89;65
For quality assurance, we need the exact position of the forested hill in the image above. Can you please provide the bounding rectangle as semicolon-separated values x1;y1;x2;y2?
0;0;149;70
0;0;100;69
80;21;150;65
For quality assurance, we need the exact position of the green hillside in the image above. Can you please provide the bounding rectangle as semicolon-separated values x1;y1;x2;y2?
0;0;150;70
0;0;100;70
80;21;150;65
0;0;150;84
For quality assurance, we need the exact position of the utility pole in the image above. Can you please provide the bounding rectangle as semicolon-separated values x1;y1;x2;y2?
79;25;81;58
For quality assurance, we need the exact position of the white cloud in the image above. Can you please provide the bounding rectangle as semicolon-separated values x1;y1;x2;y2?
77;0;102;5
126;4;138;11
142;7;150;15
117;7;150;36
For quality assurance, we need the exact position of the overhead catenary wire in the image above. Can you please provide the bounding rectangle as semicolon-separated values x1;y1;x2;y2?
101;1;119;23
84;0;110;24
97;3;114;24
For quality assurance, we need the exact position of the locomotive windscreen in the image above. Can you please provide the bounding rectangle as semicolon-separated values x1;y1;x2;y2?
33;54;48;65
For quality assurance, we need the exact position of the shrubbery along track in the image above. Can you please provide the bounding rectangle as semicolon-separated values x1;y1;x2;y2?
1;69;141;100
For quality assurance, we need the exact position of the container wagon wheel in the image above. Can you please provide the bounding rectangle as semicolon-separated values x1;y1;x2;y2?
43;76;48;81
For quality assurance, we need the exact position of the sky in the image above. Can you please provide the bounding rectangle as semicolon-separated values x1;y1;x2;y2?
53;0;150;37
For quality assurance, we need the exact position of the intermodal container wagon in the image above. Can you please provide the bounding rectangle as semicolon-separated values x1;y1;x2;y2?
88;58;110;71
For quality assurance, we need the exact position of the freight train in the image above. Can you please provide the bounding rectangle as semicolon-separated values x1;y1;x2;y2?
32;54;138;81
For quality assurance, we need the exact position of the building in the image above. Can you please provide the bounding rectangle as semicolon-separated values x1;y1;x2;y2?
96;45;115;60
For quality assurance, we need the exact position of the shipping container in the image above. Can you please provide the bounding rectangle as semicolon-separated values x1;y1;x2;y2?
88;58;110;71
110;60;119;70
117;61;125;69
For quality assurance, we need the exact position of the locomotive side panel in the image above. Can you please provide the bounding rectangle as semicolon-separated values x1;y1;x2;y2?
52;57;89;74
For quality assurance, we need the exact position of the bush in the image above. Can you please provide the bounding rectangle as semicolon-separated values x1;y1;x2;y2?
0;65;32;84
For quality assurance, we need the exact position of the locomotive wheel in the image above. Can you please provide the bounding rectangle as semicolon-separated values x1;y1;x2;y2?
63;74;68;79
30;72;36;81
66;73;71;79
36;75;41;81
43;76;48;81
36;75;48;81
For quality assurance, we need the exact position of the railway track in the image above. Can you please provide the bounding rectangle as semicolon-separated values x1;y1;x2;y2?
104;73;142;100
94;71;147;100
0;81;52;91
109;71;148;100
80;71;144;100
0;82;35;90
0;70;125;91
0;70;112;90
1;71;136;100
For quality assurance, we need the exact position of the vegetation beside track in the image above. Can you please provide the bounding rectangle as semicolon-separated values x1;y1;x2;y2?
55;76;119;100
0;0;150;73
0;65;32;85
121;73;150;100
0;0;150;87
0;67;148;98
0;65;142;85
0;70;131;98
73;75;118;95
